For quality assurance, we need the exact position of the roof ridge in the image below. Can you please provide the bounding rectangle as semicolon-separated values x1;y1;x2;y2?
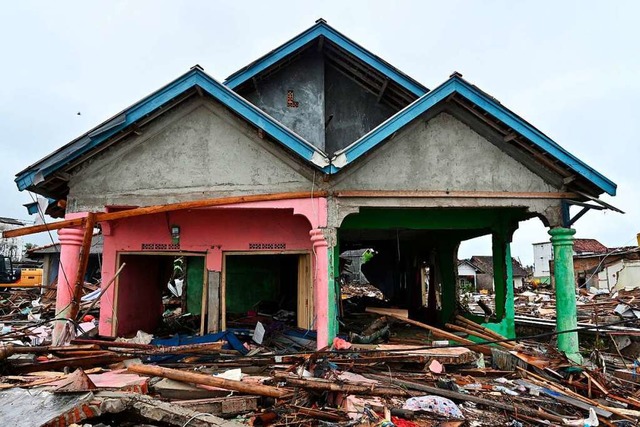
223;19;428;96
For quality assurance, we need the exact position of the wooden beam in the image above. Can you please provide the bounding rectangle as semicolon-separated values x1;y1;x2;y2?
128;364;288;398
377;78;389;103
2;217;86;239
207;271;221;333
334;190;578;199
68;212;96;322
272;374;416;397
366;308;493;355
97;191;328;222
2;191;329;238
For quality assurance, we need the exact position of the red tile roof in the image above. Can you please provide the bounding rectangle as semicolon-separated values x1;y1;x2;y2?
573;238;608;254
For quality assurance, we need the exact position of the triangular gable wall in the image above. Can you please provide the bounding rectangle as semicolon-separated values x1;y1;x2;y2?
332;112;560;194
67;97;316;212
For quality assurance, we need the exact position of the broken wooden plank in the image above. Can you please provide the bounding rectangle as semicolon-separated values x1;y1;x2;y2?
445;323;515;350
174;396;259;416
367;309;493;355
128;364;288;398
272;374;416;397
11;353;129;373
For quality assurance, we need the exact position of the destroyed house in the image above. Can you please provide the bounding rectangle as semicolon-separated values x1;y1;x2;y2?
12;19;618;356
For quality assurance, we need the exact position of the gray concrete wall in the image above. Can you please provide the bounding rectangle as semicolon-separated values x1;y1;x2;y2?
324;65;397;155
243;51;325;150
67;98;315;212
332;112;559;193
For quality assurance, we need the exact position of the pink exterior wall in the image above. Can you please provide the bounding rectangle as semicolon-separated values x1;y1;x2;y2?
98;198;330;346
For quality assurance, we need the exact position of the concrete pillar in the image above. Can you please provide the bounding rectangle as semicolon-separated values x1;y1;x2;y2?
327;244;340;342
549;227;582;363
504;242;516;339
310;228;329;349
52;226;85;344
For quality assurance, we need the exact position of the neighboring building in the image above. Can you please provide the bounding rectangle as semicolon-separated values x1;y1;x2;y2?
548;237;610;289
537;238;611;288
468;256;529;291
532;241;553;283
457;259;483;291
27;234;103;289
596;248;640;291
0;217;25;262
572;238;609;288
573;238;609;256
12;19;617;346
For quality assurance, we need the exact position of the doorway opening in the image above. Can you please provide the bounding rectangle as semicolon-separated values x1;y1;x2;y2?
222;253;313;331
113;253;205;337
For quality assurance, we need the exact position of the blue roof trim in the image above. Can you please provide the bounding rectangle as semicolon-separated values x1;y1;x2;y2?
334;76;617;196
23;202;39;215
224;22;427;97
15;69;328;191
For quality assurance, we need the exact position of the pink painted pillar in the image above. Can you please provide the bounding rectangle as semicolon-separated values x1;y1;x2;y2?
52;213;87;345
310;228;329;349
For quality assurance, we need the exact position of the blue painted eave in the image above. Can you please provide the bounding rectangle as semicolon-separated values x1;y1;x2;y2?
223;21;428;97
334;76;617;196
15;68;329;191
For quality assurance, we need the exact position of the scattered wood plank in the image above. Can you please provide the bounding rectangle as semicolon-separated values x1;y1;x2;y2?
366;309;493;355
128;364;288;398
272;373;416;397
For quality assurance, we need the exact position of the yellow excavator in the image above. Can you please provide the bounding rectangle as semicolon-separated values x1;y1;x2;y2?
0;255;42;288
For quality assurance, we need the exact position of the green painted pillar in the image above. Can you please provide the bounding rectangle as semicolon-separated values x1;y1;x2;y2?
549;227;582;363
439;243;457;323
327;244;340;342
504;243;516;338
484;226;516;339
491;232;507;320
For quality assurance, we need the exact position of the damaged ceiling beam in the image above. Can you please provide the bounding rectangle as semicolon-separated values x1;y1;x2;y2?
2;190;330;238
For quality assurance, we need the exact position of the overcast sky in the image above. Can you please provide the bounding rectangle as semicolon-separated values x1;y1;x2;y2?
1;1;638;265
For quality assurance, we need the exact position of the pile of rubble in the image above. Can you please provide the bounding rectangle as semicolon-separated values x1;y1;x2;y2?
514;287;640;323
0;282;102;348
2;309;640;427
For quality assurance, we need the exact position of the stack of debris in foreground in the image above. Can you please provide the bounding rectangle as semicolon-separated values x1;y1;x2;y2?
2;308;640;426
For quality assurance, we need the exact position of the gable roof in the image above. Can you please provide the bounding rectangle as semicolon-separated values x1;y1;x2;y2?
0;217;25;226
470;256;529;278
27;233;103;256
224;19;428;98
332;73;617;196
458;259;485;274
14;22;616;201
573;238;608;255
15;66;330;196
